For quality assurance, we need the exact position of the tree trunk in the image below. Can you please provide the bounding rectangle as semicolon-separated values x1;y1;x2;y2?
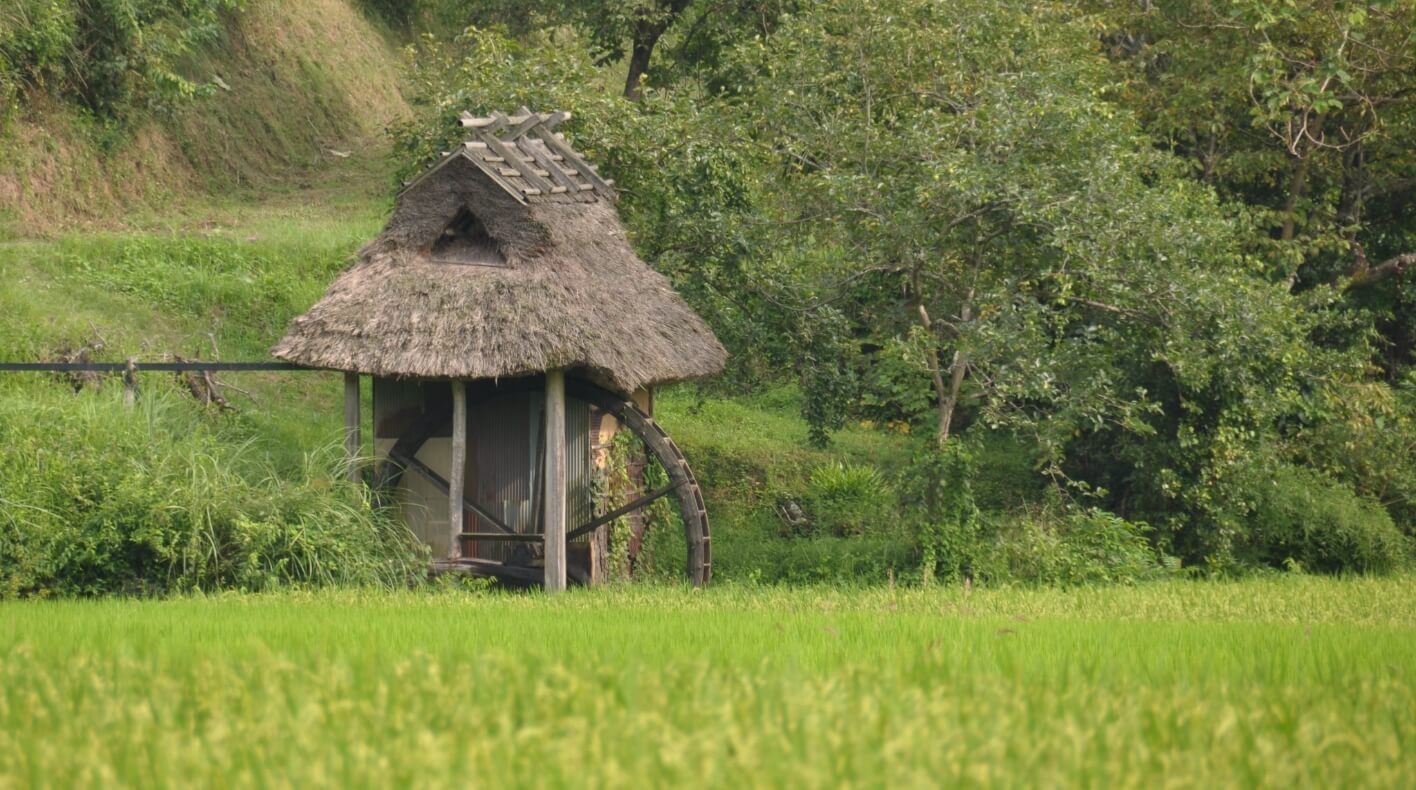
917;288;974;447
937;290;974;445
625;28;657;100
1280;153;1310;245
1337;140;1372;279
622;0;691;100
623;28;659;100
917;303;950;440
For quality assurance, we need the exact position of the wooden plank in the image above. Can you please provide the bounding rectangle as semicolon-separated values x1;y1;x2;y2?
543;369;567;592
479;131;557;193
459;532;543;542
529;128;615;196
343;372;361;482
519;138;582;193
449;380;467;560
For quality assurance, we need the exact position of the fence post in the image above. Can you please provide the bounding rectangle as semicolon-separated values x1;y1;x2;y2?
123;358;138;409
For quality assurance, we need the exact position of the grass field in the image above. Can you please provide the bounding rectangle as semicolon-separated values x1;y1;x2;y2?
1;576;1412;787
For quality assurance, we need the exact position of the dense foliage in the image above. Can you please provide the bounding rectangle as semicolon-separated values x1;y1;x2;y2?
0;0;242;125
0;389;424;597
388;0;1415;577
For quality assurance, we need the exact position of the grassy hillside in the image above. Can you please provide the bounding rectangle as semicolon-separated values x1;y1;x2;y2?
0;151;390;459
0;0;407;236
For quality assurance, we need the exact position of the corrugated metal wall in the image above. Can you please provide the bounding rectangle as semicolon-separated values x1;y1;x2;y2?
468;395;533;561
566;397;592;538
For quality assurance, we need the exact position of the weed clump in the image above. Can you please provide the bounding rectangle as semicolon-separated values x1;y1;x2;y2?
0;389;424;597
1241;464;1411;574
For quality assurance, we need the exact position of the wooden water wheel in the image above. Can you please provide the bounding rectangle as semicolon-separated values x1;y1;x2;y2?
373;378;711;586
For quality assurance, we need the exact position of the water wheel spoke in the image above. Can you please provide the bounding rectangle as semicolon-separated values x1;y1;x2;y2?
568;480;684;542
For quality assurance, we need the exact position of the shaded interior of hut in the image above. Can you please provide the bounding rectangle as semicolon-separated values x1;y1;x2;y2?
373;375;652;582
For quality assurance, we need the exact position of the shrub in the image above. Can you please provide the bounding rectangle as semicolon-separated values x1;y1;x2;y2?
1242;465;1412;574
993;507;1173;586
801;461;893;537
1291;376;1416;539
725;532;915;585
0;0;238;123
899;439;983;584
0;389;424;597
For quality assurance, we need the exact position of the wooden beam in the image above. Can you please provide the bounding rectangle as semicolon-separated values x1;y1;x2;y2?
530;403;547;544
528;128;616;197
432;557;544;585
343;372;361;482
461;111;510;135
541;110;571;131
478;131;557;193
543;369;567;592
449;380;467;560
503;110;543;141
519;138;582;193
459;532;543;542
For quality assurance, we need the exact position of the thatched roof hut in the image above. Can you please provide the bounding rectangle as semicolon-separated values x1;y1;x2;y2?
273;109;726;394
274;110;723;591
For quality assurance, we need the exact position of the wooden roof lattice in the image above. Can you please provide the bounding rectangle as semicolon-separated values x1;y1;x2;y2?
403;108;616;204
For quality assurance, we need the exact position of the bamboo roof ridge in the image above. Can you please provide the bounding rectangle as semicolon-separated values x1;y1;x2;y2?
272;108;726;393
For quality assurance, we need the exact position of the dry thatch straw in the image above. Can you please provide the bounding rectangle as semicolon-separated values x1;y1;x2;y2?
273;115;726;394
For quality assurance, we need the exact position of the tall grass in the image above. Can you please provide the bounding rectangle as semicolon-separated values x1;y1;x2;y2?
0;387;424;596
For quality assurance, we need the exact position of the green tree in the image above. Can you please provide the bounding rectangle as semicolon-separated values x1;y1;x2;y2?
745;0;1371;566
1092;0;1416;368
0;0;240;122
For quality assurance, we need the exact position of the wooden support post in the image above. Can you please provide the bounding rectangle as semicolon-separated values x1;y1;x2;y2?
123;357;137;409
449;379;467;560
343;372;361;482
544;369;567;592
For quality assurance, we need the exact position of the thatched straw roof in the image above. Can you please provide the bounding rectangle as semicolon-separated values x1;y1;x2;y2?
273;110;726;394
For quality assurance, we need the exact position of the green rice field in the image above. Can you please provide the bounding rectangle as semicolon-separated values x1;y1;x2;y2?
1;576;1412;787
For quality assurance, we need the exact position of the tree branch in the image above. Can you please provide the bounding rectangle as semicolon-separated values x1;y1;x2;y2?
1347;252;1416;289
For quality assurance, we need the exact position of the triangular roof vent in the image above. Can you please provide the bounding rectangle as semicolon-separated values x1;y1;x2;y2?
429;206;506;267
